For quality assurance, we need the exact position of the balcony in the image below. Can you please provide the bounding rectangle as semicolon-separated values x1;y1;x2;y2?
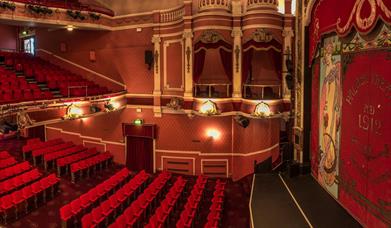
246;0;279;11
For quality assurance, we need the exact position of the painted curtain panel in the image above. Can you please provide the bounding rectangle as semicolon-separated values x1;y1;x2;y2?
339;50;391;227
317;36;342;198
311;29;391;227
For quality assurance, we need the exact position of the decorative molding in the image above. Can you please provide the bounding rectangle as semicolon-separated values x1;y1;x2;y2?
155;143;279;157
160;156;195;175
198;0;231;13
246;28;273;43
196;30;225;44
235;45;241;73
200;159;229;178
163;39;184;91
186;46;191;73
83;140;107;151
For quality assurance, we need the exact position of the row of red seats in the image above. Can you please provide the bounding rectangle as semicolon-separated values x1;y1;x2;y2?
109;172;172;228
146;176;188;228
0;89;53;104
82;170;161;228
32;142;74;166
0;168;42;196
0;161;32;182
22;138;63;158
70;152;113;183
43;145;86;169
0;157;17;169
0;173;60;224
26;138;41;145
0;151;11;160
60;168;135;227
57;147;99;176
176;176;208;228
204;180;226;228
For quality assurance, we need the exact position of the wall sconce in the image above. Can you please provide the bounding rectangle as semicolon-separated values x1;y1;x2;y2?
253;102;272;117
65;104;83;119
199;100;218;115
206;128;221;140
105;100;120;112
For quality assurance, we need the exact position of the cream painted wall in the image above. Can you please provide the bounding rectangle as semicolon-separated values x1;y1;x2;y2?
95;0;183;15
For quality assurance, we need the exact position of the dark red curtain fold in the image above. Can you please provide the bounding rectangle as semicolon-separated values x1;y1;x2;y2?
126;136;153;173
219;48;233;82
242;49;253;84
193;49;206;83
269;49;282;80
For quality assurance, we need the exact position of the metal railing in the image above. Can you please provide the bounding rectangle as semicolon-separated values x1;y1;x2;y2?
194;83;232;98
243;84;281;100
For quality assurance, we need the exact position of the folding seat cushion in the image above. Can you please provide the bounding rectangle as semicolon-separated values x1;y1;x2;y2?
0;195;14;212
60;204;74;223
23;90;33;101
15;63;23;72
24;68;34;78
91;207;104;225
70;198;82;215
100;200;113;217
12;190;25;205
79;194;90;209
81;213;94;228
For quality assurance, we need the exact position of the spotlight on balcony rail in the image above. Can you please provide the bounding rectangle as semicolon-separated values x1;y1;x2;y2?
64;104;83;119
253;102;272;117
105;100;120;112
199;100;218;115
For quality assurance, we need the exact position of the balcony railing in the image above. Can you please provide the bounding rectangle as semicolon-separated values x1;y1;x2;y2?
194;83;232;98
160;6;184;23
243;84;281;100
246;0;279;10
198;0;231;12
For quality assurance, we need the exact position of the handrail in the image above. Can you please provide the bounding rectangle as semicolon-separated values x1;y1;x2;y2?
243;84;281;100
194;83;232;98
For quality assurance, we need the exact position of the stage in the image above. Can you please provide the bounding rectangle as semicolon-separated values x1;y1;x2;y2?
250;174;362;228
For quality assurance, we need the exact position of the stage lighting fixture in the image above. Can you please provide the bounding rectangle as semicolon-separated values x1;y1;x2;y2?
105;100;120;112
90;104;101;113
65;104;83;119
199;100;218;115
253;102;272;117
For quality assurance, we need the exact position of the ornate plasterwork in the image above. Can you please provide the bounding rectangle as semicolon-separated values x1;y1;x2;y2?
196;30;224;44
244;28;274;43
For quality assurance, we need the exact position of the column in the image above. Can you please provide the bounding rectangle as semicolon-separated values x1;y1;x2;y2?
183;30;193;98
152;35;162;116
282;27;294;100
231;1;242;98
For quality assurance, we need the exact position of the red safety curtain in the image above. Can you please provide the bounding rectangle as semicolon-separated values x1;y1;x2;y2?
310;61;320;177
242;49;253;83
193;49;206;83
219;48;233;82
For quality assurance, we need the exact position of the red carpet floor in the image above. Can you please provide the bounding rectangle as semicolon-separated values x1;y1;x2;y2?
0;137;250;228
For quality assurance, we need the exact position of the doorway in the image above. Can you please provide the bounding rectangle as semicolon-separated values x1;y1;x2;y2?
126;136;153;173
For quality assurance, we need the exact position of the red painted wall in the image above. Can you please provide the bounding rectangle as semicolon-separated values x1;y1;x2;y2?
45;108;280;180
35;28;154;94
0;24;17;51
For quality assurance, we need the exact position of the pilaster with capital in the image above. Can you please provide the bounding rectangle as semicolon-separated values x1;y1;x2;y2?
282;27;294;100
152;35;162;116
231;1;242;99
183;30;193;98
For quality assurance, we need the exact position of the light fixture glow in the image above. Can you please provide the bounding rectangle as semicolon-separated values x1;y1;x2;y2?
22;30;27;35
105;100;120;112
133;118;144;126
206;129;221;140
65;104;83;119
199;100;218;115
253;102;272;117
66;25;74;31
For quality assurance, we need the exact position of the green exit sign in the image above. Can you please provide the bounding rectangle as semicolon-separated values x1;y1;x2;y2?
133;119;144;126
